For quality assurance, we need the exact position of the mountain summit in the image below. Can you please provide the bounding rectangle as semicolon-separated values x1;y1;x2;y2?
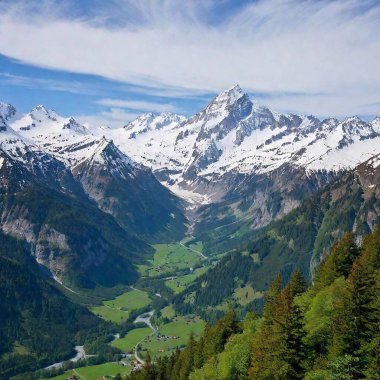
3;86;380;222
90;86;379;203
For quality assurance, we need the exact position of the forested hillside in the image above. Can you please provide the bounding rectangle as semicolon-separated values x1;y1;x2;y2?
173;160;380;322
193;155;380;259
127;227;380;380
0;233;112;379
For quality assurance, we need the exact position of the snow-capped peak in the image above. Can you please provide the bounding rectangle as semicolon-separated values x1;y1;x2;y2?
123;111;186;139
29;104;59;122
370;116;380;132
62;117;88;134
12;105;89;136
124;112;155;130
5;86;380;205
213;84;245;104
74;137;136;181
0;102;16;121
202;85;249;118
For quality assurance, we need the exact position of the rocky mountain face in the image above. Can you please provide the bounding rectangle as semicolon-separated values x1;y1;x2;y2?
94;85;380;238
193;152;380;259
9;104;187;242
1;85;380;288
72;138;186;242
0;104;181;289
101;86;379;199
173;155;380;321
0;149;146;289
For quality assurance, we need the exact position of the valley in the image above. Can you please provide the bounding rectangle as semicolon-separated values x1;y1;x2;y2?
39;241;209;380
1;85;380;380
1;2;380;378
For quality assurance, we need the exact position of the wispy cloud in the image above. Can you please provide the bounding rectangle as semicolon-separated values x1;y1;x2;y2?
76;108;140;129
97;98;183;113
120;83;212;101
0;0;379;116
0;72;100;95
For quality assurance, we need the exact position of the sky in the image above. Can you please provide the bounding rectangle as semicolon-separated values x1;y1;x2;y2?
0;0;379;127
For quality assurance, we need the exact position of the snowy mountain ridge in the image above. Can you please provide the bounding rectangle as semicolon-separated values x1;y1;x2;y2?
2;85;380;203
100;85;380;200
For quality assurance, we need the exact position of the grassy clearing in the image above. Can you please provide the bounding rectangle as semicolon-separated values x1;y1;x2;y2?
41;362;131;380
146;244;201;277
91;305;128;324
233;285;263;306
136;264;150;276
139;316;205;359
76;362;130;379
13;343;29;356
161;305;176;319
164;266;208;294
91;289;151;324
111;327;152;353
104;289;151;310
40;373;68;380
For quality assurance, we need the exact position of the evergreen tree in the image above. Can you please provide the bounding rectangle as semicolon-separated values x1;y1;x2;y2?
314;233;359;290
288;269;308;298
262;274;282;322
124;228;379;380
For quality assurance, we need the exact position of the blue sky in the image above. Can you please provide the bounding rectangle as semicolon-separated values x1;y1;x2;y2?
0;0;379;127
0;54;211;126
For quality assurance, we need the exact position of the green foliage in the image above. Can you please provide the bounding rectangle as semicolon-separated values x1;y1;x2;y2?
125;228;380;380
249;271;308;379
0;183;145;289
180;169;377;316
0;233;107;379
172;253;261;321
313;233;360;290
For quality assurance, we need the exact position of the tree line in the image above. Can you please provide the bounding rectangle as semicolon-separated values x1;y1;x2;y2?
126;227;380;379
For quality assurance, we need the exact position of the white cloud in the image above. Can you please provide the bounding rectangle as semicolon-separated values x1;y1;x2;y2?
0;0;379;116
97;98;182;113
76;108;140;129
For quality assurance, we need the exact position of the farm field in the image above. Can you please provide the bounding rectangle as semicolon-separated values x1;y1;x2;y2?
139;316;205;359
40;373;68;380
40;362;131;380
111;327;152;353
161;305;176;319
104;288;151;310
164;266;208;294
85;242;207;368
91;305;128;324
91;289;151;324
75;362;131;379
145;243;202;277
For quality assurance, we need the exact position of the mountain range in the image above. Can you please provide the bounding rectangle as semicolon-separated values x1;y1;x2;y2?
1;85;380;379
1;85;380;290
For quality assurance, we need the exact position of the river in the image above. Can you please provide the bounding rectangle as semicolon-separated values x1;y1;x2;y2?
133;310;156;364
44;345;86;370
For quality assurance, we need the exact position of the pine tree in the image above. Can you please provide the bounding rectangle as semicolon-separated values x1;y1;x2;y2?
250;272;307;379
285;271;308;378
262;274;282;322
288;269;308;298
249;275;282;379
314;233;359;290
